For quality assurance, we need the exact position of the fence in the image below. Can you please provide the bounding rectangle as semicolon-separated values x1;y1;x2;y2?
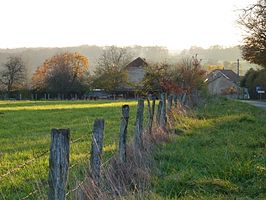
0;93;181;199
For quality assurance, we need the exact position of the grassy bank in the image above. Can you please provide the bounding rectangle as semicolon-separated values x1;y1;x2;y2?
151;98;266;199
0;100;139;199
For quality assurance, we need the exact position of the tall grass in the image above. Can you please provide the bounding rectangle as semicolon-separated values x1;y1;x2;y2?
151;98;266;199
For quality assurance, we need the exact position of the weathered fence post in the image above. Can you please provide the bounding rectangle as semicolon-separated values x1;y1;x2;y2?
151;96;156;121
173;94;178;108
48;129;70;200
147;96;156;134
156;100;162;125
134;99;144;150
159;93;167;130
181;92;187;105
90;119;104;185
119;105;130;163
167;94;173;112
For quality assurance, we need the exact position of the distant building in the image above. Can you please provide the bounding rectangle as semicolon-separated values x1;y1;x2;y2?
125;57;148;85
116;57;148;98
206;69;241;98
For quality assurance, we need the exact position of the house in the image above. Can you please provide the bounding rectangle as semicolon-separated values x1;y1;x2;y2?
116;57;148;98
206;69;241;98
125;57;148;85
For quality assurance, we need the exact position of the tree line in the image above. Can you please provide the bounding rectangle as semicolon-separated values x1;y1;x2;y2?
0;45;207;104
0;0;265;100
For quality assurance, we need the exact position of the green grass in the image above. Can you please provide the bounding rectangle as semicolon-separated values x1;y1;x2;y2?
151;98;266;199
0;100;141;199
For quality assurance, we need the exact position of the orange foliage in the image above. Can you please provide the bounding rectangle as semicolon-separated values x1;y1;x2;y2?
32;52;89;91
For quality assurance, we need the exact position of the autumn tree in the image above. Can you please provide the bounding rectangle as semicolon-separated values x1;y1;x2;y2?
238;0;266;68
0;56;26;94
92;46;132;91
141;62;172;95
32;52;89;95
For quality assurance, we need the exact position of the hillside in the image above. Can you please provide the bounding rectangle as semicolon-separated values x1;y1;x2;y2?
0;45;259;78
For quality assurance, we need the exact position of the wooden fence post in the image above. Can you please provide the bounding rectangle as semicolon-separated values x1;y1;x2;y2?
156;100;162;125
151;96;156;122
134;99;144;150
181;93;187;105
48;129;70;200
167;94;173;112
159;93;167;130
119;105;130;163
173;94;178;108
147;96;156;134
90;119;104;185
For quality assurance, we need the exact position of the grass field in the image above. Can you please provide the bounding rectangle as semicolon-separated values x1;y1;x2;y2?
0;100;140;199
151;98;266;199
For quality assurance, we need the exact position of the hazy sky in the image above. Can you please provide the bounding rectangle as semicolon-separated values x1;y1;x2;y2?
0;0;253;50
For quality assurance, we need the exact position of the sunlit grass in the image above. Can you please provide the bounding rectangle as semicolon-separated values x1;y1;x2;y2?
0;101;137;111
151;97;266;199
0;100;142;199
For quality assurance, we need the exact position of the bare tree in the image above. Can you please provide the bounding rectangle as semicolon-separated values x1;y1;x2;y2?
92;46;133;91
0;56;26;94
238;0;266;68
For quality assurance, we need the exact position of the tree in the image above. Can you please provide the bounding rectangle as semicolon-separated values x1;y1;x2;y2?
32;52;89;95
241;68;266;99
167;55;206;106
141;62;172;95
238;0;266;68
92;46;132;91
0;56;26;94
141;55;206;106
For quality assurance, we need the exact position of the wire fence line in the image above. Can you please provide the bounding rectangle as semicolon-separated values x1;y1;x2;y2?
0;135;88;181
0;150;49;181
0;134;91;200
2;94;175;199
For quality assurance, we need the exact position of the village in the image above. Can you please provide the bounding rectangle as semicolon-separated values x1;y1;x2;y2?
0;0;265;199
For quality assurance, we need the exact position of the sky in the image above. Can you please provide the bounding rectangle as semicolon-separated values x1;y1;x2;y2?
0;0;253;50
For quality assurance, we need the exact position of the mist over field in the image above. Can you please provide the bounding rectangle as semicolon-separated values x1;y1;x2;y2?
0;45;256;78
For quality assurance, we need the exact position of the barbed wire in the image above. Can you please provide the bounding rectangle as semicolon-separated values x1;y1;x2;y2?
20;189;38;200
65;179;86;197
0;135;89;182
0;150;49;180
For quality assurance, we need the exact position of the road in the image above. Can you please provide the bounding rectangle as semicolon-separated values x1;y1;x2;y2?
240;100;266;110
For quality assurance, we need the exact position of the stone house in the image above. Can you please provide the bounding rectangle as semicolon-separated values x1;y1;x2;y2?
125;57;148;84
206;69;241;98
117;57;148;97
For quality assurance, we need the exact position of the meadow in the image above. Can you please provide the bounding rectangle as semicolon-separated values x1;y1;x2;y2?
0;100;139;199
151;98;266;199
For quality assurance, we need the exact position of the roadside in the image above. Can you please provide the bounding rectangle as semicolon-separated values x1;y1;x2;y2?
239;100;266;110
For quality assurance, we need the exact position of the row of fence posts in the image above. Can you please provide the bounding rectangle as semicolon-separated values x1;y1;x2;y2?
31;93;79;100
47;93;175;200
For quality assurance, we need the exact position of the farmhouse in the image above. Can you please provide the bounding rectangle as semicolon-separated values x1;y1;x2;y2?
206;69;241;98
116;57;148;98
125;57;148;84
